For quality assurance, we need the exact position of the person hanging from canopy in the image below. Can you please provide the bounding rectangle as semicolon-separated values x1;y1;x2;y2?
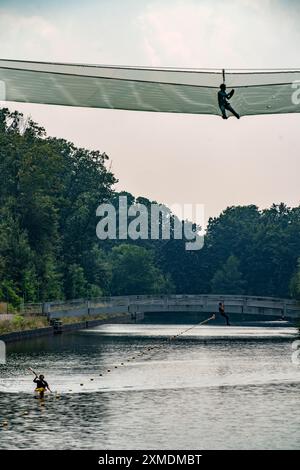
218;83;240;119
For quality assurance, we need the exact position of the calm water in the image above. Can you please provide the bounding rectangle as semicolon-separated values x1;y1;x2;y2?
0;323;299;449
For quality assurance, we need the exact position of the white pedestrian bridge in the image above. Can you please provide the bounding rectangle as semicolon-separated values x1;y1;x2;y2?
34;295;300;320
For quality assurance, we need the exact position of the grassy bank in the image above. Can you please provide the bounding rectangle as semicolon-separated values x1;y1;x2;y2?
0;313;120;335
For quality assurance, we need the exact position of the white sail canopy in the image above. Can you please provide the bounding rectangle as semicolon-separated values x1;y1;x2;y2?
0;59;300;117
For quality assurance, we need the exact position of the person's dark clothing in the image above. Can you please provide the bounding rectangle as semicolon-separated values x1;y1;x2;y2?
218;90;231;108
218;89;239;119
219;304;230;326
33;377;48;389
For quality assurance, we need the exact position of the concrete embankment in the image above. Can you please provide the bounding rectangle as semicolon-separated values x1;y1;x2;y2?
0;313;135;343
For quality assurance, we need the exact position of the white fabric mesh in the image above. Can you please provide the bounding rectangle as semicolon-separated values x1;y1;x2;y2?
0;60;300;117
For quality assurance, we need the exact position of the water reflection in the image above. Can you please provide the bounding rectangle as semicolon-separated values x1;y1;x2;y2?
0;324;299;449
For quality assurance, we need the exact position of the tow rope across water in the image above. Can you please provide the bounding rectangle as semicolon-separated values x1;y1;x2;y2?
1;315;215;428
99;314;216;376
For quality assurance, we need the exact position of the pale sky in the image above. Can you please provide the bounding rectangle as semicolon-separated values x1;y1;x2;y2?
0;0;299;224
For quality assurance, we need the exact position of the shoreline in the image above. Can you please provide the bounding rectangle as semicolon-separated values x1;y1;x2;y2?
0;313;134;343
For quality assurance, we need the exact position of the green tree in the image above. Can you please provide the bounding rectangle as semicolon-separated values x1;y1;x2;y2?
1;107;300;303
65;264;87;299
211;255;246;295
110;244;174;296
0;108;117;301
290;258;300;300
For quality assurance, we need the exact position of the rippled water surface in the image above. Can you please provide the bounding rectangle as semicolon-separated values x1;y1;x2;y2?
0;324;299;449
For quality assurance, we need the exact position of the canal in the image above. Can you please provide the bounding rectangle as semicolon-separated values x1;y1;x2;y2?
0;323;299;449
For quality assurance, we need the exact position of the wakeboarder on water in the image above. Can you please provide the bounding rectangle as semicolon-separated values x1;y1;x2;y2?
28;367;52;398
219;301;231;326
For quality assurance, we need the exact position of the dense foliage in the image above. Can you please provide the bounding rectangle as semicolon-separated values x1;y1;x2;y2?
0;109;299;305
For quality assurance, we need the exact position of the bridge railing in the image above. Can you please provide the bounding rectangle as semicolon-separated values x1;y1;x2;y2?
20;294;300;318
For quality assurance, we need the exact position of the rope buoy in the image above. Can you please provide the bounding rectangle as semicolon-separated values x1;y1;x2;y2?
95;315;214;383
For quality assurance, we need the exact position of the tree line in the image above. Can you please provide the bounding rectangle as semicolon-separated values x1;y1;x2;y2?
0;108;299;306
